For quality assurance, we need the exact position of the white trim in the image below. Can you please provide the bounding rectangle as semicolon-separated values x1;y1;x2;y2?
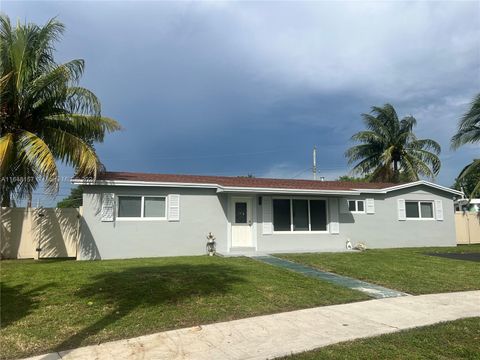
116;195;167;221
347;199;366;214
355;180;463;196
72;179;361;195
218;187;360;195
73;178;464;196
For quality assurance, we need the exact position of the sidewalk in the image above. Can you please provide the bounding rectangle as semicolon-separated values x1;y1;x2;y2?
26;291;480;360
251;255;409;298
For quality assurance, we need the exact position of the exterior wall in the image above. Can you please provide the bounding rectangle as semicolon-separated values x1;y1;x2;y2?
79;186;228;260
338;186;456;249
256;185;456;253
79;184;457;259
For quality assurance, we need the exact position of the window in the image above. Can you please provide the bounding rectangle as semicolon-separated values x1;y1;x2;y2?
273;198;327;232
348;200;365;213
235;202;247;223
273;199;291;231
118;196;141;217
406;201;434;219
310;200;327;231
117;195;166;219
293;200;309;231
144;197;166;218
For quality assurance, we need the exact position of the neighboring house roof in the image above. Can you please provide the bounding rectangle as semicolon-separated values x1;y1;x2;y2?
72;171;463;196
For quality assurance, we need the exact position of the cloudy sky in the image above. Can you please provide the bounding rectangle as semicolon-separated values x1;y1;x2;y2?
3;1;479;205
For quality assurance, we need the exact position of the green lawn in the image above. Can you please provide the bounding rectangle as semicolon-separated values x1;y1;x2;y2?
283;317;480;360
0;256;367;360
280;245;480;294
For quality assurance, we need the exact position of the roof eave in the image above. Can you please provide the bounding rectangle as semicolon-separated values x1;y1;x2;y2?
356;180;463;196
72;179;362;195
216;186;361;195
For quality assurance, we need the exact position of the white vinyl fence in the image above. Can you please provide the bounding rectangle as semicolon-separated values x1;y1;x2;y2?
0;207;81;259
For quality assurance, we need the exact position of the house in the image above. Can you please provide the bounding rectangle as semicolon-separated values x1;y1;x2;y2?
73;171;463;260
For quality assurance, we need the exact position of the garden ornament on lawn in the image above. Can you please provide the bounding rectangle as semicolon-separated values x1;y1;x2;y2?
346;239;353;250
354;242;367;251
206;232;216;256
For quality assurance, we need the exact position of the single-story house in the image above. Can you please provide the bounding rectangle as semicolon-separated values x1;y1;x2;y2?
73;171;463;260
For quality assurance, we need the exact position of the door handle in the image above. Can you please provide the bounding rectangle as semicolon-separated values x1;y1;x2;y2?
248;220;252;226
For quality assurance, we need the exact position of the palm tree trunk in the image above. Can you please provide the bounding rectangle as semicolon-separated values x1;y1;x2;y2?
27;191;32;208
393;160;400;183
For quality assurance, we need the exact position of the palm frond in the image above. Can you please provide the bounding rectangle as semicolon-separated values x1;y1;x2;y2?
451;93;480;149
43;127;102;177
0;132;15;175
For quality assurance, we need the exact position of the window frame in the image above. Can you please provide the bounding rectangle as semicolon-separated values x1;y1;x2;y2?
347;199;366;214
116;195;167;221
405;200;435;220
272;197;329;234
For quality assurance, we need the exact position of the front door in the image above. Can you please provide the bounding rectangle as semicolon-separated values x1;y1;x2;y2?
231;198;253;247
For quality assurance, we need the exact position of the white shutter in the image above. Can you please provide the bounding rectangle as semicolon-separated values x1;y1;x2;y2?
366;198;375;214
262;196;273;235
339;198;349;214
435;200;444;221
397;199;406;221
329;198;340;234
101;193;115;222
167;194;180;221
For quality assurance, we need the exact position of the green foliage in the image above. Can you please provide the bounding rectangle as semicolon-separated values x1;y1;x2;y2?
345;104;441;183
453;160;480;198
452;94;480;198
0;15;121;206
56;186;83;208
451;93;480;149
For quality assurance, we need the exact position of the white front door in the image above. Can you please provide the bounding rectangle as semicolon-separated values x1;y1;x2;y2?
231;197;253;247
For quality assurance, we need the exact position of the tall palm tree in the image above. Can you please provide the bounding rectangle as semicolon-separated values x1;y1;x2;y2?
0;15;121;206
451;94;480;197
345;104;441;183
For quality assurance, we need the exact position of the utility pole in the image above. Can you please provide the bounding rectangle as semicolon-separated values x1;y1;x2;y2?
313;146;317;180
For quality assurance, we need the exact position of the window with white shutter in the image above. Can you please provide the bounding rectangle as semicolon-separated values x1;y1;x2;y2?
101;193;115;222
329;198;339;234
366;198;375;214
262;196;273;235
435;200;444;221
167;194;180;221
397;199;406;221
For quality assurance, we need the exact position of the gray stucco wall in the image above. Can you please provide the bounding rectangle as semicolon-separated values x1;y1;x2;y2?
79;184;456;259
79;186;228;260
256;185;456;253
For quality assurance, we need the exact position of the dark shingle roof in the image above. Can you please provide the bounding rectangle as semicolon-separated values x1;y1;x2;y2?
93;171;397;191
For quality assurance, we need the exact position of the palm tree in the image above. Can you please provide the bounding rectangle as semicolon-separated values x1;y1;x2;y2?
451;94;480;197
345;104;441;183
0;15;121;206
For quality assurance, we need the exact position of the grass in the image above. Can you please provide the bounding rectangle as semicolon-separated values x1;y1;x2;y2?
0;256;367;360
282;317;480;360
280;245;480;294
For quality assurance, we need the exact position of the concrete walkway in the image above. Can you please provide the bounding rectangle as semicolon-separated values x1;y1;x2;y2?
26;291;480;360
252;255;409;299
